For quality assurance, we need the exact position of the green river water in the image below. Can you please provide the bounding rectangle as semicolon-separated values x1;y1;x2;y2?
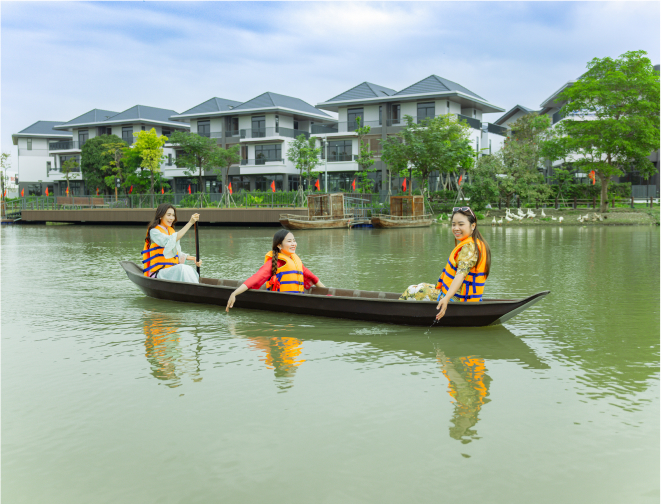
1;224;659;504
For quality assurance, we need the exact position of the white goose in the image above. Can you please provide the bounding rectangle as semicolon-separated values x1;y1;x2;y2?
527;209;537;219
551;216;557;221
491;217;497;226
558;216;564;223
497;217;503;225
541;209;547;217
505;215;513;222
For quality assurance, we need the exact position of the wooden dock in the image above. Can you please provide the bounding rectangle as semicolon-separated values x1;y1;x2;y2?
19;208;308;226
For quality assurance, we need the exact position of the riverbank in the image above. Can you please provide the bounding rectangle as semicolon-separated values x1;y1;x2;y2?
436;207;659;226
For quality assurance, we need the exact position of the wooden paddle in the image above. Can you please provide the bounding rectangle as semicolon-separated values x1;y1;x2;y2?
194;221;200;276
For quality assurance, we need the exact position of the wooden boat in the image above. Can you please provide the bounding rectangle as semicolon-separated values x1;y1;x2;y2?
279;213;352;230
372;195;433;228
371;214;434;228
121;261;549;327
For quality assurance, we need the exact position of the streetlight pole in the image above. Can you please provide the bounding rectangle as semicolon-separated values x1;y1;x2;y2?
324;136;328;193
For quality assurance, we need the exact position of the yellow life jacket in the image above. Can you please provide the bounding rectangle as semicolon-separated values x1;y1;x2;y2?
263;250;305;293
435;237;488;302
142;225;180;277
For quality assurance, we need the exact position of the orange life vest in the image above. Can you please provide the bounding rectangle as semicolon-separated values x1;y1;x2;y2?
436;237;488;302
263;250;305;293
142;225;180;277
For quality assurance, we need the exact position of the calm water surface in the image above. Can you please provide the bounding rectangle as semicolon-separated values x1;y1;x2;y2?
2;224;659;504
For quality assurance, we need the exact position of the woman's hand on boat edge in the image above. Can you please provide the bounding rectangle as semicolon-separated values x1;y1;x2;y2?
226;284;249;312
436;298;449;320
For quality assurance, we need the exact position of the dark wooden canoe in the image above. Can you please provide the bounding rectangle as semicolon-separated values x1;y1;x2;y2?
371;214;434;228
120;261;549;327
279;214;352;230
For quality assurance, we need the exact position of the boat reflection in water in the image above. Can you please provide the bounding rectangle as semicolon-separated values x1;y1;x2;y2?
142;311;202;387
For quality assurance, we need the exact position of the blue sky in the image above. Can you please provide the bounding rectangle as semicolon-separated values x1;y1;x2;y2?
2;1;659;165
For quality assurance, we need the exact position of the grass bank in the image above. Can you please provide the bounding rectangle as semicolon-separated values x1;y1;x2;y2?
434;207;659;226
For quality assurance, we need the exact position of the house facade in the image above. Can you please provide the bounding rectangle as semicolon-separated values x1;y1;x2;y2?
11;121;73;196
14;106;190;197
315;75;507;194
169;93;337;193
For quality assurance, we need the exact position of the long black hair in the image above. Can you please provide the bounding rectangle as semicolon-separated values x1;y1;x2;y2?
145;203;177;245
452;208;491;278
271;229;291;276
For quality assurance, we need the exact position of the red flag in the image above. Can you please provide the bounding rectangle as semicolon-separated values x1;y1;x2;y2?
129;185;133;194
589;170;596;185
161;187;165;195
228;183;233;195
96;187;99;196
315;179;320;191
65;187;69;196
21;188;25;197
45;187;49;197
271;180;276;193
188;184;191;195
4;189;7;198
402;179;407;192
352;179;356;192
458;175;463;187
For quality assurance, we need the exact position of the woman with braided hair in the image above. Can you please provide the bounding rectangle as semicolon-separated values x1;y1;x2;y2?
226;230;326;312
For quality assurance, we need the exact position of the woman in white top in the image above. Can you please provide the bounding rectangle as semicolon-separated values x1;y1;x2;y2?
141;203;201;283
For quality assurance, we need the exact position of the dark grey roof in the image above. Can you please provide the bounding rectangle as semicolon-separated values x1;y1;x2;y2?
59;109;118;127
394;75;485;100
106;105;182;124
494;104;536;125
15;121;72;136
231;92;331;117
179;97;243;116
325;82;397;103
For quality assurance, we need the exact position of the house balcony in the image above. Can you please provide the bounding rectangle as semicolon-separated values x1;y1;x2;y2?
382;114;484;131
240;157;284;166
239;127;312;141
49;140;84;152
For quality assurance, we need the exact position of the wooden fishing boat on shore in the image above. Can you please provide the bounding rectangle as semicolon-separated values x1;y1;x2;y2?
121;261;549;327
372;195;433;228
279;214;352;230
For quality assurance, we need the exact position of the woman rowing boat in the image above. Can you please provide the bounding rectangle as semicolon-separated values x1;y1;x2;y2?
141;203;202;283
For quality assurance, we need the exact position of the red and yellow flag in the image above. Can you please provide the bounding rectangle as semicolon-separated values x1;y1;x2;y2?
402;178;407;192
589;170;596;185
45;187;49;197
458;175;463;186
188;184;191;195
271;180;276;193
96;187;99;196
129;185;133;194
315;179;320;191
21;188;25;197
352;179;356;192
66;187;69;196
161;187;165;195
228;183;233;195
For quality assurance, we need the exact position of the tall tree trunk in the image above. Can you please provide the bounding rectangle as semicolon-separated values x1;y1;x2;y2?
150;172;155;208
598;172;609;213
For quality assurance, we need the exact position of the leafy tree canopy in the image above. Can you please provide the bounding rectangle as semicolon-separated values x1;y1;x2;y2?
287;134;321;194
168;131;220;194
81;134;121;194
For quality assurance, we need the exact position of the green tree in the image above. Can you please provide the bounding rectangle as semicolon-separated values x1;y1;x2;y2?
101;138;128;195
168;131;220;196
80;135;118;193
380;114;474;198
463;155;501;211
380;137;407;195
213;144;241;207
1;152;10;199
498;113;553;206
557;50;660;212
354;117;376;193
287;134;321;195
61;157;80;195
132;128;167;201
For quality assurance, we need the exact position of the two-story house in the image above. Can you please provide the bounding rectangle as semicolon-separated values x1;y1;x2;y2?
169;92;337;193
315;75;507;194
46;105;189;195
11;121;73;196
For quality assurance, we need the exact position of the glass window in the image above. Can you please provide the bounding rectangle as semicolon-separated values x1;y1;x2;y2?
347;108;364;131
28;184;42;196
289;175;300;192
417;102;435;122
98;126;111;136
78;129;88;146
294;120;299;130
197;120;210;138
141;125;146;131
229;175;251;192
46;161;52;175
122;127;133;145
379;106;382;126
225;117;239;137
447;101;450;114
162;128;172;139
328;140;352;162
251;116;265;138
60;155;81;169
391;104;401;125
255;144;282;164
167;154;173;166
27;138;32;150
275;115;279;133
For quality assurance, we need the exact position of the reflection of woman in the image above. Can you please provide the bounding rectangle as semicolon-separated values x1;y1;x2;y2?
437;350;491;442
248;336;305;390
226;230;325;311
142;203;201;282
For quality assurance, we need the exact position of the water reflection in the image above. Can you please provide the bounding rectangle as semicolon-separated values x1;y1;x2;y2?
436;352;491;443
142;311;202;387
247;335;305;392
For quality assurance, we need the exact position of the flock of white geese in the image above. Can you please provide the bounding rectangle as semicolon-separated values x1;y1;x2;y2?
442;207;604;225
